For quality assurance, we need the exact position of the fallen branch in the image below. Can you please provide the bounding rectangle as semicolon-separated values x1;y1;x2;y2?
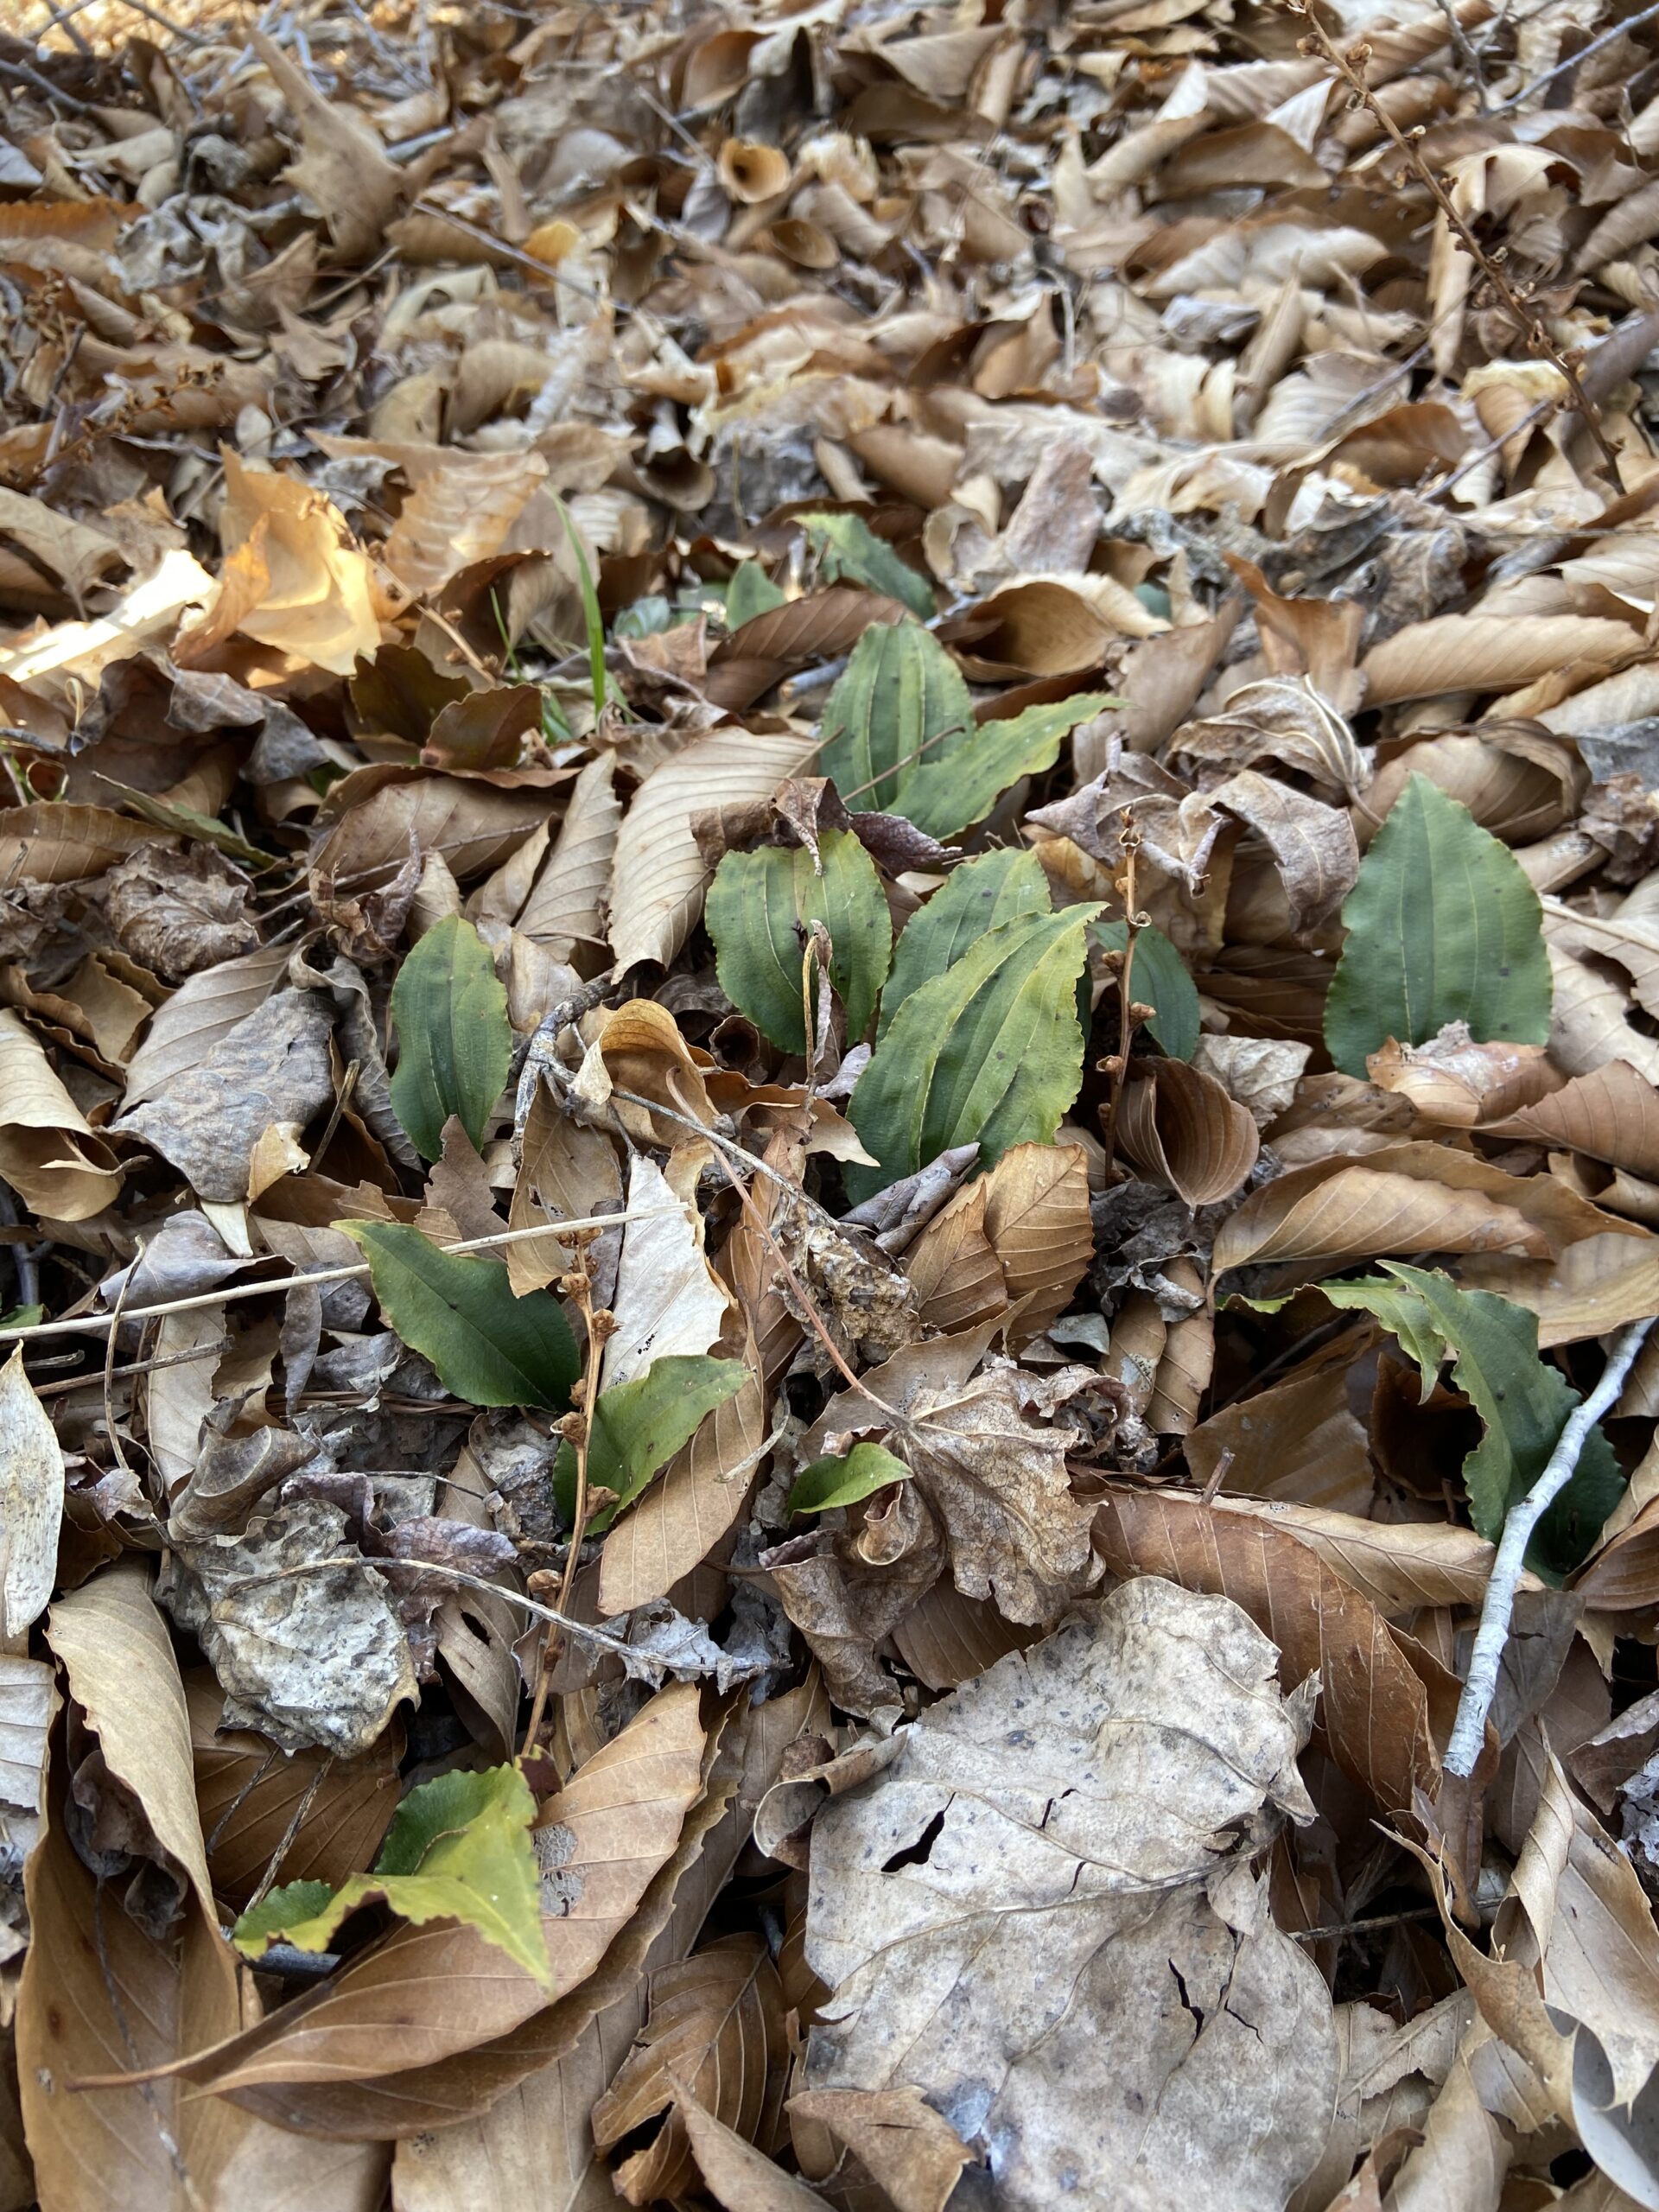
1444;1313;1656;1777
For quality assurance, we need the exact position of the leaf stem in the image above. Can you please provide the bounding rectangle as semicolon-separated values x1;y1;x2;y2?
1443;1313;1656;1777
1097;827;1144;1173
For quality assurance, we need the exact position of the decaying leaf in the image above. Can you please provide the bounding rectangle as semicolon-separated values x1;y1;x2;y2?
801;1578;1337;2212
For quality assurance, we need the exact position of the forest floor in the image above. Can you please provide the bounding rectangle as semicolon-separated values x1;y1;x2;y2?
5;0;1659;2207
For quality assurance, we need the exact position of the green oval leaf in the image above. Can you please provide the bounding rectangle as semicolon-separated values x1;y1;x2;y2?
389;914;512;1160
233;1764;550;1989
801;512;935;620
820;621;972;812
847;902;1102;1201
894;694;1116;840
1324;773;1552;1077
340;1220;577;1409
789;1442;911;1515
553;1353;750;1532
1093;919;1200;1061
1311;1262;1620;1577
880;849;1052;1042
706;829;893;1052
725;560;786;627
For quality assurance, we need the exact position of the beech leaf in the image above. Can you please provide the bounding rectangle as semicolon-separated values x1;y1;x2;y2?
1325;773;1552;1077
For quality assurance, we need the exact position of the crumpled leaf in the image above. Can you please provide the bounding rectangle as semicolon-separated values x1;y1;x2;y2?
802;1577;1337;2212
157;1498;418;1758
0;1345;63;1642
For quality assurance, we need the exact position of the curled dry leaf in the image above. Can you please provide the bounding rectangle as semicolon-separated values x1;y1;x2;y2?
1116;1058;1260;1207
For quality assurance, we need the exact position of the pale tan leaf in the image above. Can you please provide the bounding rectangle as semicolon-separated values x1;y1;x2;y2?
1207;767;1358;937
602;1154;732;1389
0;1347;63;1642
787;2086;972;2212
518;752;621;958
1459;1229;1659;1346
0;1008;124;1222
0;803;158;886
608;729;818;971
382;452;549;596
1362;614;1638;707
676;2088;828;2212
508;1087;623;1296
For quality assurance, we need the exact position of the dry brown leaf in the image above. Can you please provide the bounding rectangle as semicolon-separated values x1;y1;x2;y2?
1211;1142;1627;1278
787;2086;972;2212
1362;614;1639;706
593;1935;786;2202
1117;1058;1260;1207
1187;1359;1373;1516
903;1179;1008;1335
980;1140;1092;1342
1366;1028;1560;1127
1208;767;1358;938
609;729;819;971
252;30;404;265
1484;1058;1659;1177
175;1683;709;2097
1092;1493;1445;1814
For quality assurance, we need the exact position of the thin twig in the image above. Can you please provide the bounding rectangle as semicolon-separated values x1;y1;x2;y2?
1097;827;1147;1173
523;1234;607;1751
1444;1313;1657;1777
1491;0;1659;111
217;1553;647;1661
0;1208;677;1346
1294;4;1624;486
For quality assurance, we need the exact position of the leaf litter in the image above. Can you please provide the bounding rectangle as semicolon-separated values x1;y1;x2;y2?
10;0;1659;2206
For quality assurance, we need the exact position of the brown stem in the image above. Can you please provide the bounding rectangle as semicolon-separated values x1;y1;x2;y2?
1097;831;1143;1172
523;1235;607;1754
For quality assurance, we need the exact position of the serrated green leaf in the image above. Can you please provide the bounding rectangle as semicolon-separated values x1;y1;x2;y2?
389;915;512;1159
801;512;934;620
1324;773;1552;1077
880;849;1052;1041
895;694;1116;840
819;621;972;812
726;560;786;626
1093;919;1200;1061
789;1442;911;1515
706;830;892;1052
553;1353;749;1531
847;902;1103;1202
1312;1262;1622;1576
340;1220;577;1409
233;1764;550;1989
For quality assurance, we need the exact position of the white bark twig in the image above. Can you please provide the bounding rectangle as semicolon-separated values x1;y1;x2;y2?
1445;1313;1656;1777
